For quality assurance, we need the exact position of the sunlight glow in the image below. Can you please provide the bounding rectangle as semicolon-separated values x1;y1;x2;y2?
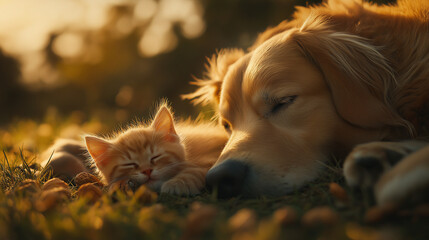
53;33;85;58
37;124;53;137
138;19;178;57
0;0;205;87
134;0;158;21
137;0;204;57
181;14;206;39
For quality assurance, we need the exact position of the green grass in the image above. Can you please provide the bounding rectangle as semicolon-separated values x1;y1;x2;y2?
1;121;429;240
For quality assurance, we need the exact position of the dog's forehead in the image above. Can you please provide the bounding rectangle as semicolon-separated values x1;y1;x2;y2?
219;54;251;119
243;31;300;94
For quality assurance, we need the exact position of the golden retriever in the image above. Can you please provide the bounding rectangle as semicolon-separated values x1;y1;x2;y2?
184;0;429;204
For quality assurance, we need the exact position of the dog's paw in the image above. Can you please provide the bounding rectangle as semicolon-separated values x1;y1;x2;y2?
375;145;429;205
160;179;201;196
343;141;424;189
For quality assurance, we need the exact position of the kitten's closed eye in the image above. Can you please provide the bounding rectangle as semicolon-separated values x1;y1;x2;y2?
150;154;162;164
123;163;139;169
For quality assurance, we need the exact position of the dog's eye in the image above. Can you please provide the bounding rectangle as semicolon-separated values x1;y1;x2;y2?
222;121;231;132
270;95;297;115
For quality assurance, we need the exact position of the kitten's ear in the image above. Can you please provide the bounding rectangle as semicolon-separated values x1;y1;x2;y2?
151;106;178;141
85;136;114;167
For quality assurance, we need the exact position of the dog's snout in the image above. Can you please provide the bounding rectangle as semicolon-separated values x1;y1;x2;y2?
206;160;248;198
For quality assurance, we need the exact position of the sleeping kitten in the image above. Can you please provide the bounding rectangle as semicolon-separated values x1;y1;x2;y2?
85;105;228;196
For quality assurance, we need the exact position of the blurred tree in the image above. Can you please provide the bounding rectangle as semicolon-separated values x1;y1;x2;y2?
0;49;25;122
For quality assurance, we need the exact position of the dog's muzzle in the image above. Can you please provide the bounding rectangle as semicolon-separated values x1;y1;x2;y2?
205;159;248;198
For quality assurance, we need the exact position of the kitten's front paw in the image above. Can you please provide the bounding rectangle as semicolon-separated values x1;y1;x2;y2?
160;179;201;196
343;142;416;189
109;179;134;193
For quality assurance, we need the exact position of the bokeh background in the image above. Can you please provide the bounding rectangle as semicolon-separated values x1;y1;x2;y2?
0;0;394;151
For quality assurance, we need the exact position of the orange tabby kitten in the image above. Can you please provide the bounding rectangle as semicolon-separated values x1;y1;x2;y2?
85;105;227;196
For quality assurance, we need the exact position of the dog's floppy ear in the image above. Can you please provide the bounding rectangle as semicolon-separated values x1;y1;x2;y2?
291;17;412;133
182;49;244;107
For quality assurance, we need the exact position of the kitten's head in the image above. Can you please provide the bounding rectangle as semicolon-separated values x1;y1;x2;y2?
85;106;185;192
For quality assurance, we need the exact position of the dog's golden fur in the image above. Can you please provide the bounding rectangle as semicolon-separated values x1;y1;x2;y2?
185;0;429;199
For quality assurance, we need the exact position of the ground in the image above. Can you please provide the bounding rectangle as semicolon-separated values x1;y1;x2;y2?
1;118;429;240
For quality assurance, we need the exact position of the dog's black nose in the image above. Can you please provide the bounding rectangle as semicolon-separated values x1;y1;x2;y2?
206;160;248;198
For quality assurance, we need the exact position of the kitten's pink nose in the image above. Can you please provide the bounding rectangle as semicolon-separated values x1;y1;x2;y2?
142;169;153;177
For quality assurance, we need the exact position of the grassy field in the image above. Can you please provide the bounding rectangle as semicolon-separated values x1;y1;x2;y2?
1;119;429;240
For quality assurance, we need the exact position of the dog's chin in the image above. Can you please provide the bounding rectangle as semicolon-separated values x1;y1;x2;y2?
238;166;317;198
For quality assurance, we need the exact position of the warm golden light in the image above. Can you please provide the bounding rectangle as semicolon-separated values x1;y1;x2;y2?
138;19;178;57
181;14;206;39
0;0;205;87
134;0;158;21
53;32;84;58
137;0;204;57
